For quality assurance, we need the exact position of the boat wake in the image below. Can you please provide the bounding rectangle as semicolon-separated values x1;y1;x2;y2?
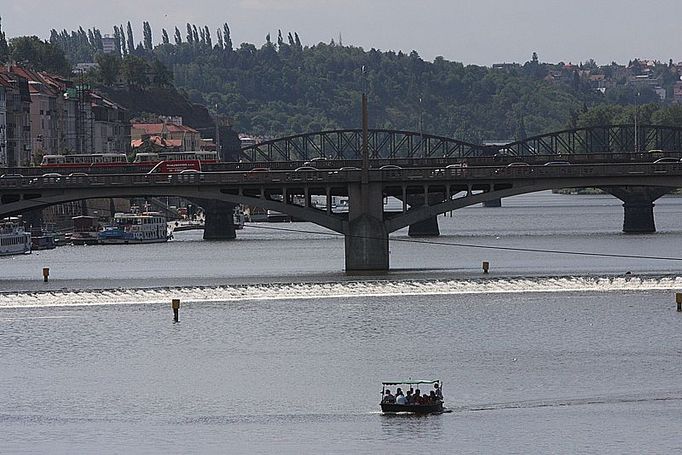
1;275;681;309
455;390;682;413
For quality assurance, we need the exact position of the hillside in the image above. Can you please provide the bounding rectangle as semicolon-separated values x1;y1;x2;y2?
36;23;682;140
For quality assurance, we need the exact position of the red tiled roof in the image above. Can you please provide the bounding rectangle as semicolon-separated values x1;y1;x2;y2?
131;135;183;149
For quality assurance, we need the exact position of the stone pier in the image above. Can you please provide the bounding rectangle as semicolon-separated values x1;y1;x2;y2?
408;216;440;237
345;182;389;271
199;199;237;240
603;186;672;233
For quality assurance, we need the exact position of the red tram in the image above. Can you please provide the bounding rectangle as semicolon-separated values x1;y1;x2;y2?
40;151;219;172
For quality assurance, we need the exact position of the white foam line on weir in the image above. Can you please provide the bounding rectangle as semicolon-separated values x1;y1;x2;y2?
1;276;681;309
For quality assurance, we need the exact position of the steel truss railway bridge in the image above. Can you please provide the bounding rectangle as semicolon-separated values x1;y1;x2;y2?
2;124;682;271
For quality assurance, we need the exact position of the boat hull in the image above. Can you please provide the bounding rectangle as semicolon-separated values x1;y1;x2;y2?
99;237;168;245
380;402;444;414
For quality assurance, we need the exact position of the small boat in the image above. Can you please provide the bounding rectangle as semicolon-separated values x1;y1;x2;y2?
380;380;446;414
98;212;169;244
0;218;32;256
71;216;101;245
31;225;57;250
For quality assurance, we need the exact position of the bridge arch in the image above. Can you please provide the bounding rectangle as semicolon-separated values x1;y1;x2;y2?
0;186;347;233
501;124;682;157
239;128;484;161
240;125;682;161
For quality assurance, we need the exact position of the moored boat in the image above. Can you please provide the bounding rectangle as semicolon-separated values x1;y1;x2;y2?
71;216;101;245
0;219;32;256
31;225;57;250
98;212;169;244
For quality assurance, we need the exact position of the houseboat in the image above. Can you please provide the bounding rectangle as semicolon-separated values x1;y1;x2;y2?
0;219;32;256
98;212;169;244
31;225;57;250
71;216;101;245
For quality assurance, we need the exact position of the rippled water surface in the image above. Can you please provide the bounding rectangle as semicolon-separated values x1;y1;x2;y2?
2;192;682;454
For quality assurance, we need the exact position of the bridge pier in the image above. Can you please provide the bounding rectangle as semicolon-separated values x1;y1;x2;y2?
408;216;440;237
406;193;441;237
603;186;672;233
345;182;389;271
200;199;237;240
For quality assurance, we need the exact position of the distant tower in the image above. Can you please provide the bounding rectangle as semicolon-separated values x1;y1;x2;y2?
102;35;116;54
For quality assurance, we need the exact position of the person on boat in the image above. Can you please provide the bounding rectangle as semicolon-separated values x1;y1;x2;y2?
405;389;413;404
434;383;443;401
382;389;396;404
429;390;438;403
395;388;407;405
413;389;422;405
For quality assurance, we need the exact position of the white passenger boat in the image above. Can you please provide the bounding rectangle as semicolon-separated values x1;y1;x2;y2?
98;212;169;244
0;219;32;256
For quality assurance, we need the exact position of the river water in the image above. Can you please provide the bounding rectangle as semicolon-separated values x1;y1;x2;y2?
1;191;682;454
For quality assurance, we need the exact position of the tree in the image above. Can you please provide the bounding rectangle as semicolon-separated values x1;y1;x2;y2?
151;59;173;86
93;29;103;50
96;52;121;85
120;24;127;54
143;21;153;50
0;16;8;64
9;36;71;75
126;21;134;55
216;28;224;49
161;28;169;45
87;28;96;48
113;26;122;54
174;27;182;45
192;25;199;44
651;105;682;126
121;54;149;87
204;26;212;47
186;23;193;43
223;22;232;51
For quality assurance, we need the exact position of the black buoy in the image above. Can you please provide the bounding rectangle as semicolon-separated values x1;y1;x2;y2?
172;299;180;322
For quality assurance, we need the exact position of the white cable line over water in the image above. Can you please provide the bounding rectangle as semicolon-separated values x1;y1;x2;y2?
245;224;682;262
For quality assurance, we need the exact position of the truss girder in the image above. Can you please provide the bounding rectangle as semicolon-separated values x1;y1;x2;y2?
238;125;682;162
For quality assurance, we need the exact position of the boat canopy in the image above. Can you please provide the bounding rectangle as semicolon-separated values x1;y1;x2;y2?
382;380;440;386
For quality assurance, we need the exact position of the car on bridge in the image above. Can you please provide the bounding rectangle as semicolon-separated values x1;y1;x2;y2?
543;161;571;166
653;157;679;164
30;173;62;185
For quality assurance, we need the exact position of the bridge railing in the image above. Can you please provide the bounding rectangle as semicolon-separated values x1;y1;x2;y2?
2;162;682;191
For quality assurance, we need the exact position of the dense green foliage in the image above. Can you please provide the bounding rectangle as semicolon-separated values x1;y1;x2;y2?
8;36;72;76
153;38;604;142
0;17;9;64
14;21;682;141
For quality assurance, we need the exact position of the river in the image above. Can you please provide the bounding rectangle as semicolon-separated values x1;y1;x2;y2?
1;191;682;454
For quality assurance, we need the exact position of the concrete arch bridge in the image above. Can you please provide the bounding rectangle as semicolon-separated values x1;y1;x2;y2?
2;159;681;270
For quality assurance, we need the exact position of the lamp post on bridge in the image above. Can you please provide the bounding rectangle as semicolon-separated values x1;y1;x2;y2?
634;90;640;153
361;66;369;184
